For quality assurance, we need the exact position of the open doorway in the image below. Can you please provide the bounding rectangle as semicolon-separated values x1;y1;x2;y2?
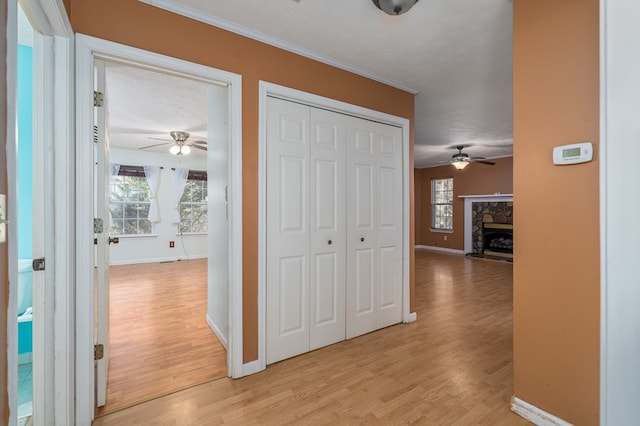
93;61;229;415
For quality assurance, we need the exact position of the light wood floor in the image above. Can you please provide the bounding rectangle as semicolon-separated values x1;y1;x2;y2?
96;258;227;416
94;250;530;425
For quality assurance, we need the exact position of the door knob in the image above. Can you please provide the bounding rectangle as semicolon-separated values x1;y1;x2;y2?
360;237;365;242
328;240;332;245
109;237;120;245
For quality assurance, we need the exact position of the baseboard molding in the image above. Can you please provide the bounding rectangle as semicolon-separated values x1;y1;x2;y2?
206;313;228;351
404;312;417;323
511;396;573;426
109;255;207;266
242;360;263;377
415;245;465;255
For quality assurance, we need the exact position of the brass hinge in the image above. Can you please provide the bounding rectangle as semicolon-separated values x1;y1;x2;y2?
94;344;104;360
94;90;104;107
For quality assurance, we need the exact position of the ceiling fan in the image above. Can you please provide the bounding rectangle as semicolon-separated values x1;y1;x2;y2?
139;131;207;155
449;145;496;170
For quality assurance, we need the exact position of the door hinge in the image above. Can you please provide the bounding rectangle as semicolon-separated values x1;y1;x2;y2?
94;91;104;107
94;218;104;233
32;257;45;271
94;344;104;360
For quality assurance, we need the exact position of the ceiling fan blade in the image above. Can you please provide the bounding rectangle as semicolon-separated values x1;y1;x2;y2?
191;144;207;151
139;142;172;150
191;140;207;145
148;137;173;142
474;160;496;166
470;156;487;160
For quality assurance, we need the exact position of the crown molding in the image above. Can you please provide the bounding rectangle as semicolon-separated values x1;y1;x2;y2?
139;0;419;95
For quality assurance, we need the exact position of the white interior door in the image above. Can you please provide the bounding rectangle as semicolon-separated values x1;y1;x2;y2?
346;120;377;339
94;60;110;407
309;107;346;350
346;118;403;339
266;97;311;364
373;122;403;329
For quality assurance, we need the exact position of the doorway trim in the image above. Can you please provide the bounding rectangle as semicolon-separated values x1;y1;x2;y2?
74;34;243;424
256;81;413;373
6;0;74;423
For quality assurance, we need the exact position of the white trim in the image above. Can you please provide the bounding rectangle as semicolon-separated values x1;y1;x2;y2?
206;313;228;351
404;312;417;323
75;34;244;424
461;194;513;254
139;0;417;95
429;228;453;234
511;397;573;426
20;0;72;37
6;3;19;426
242;360;262;377
108;255;207;266
600;0;640;423
415;245;465;255
257;81;412;372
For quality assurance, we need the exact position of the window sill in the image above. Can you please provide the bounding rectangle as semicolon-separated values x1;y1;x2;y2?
176;232;208;237
430;228;454;234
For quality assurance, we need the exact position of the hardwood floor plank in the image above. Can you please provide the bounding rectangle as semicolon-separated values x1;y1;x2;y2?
94;250;530;425
96;259;227;416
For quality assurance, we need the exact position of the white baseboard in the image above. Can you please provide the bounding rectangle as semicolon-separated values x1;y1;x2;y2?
511;396;573;426
109;255;207;266
404;312;417;323
242;360;263;376
415;245;465;255
206;313;228;351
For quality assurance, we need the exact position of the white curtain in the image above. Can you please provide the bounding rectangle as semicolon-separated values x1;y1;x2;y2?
108;163;120;226
144;166;161;222
173;167;190;223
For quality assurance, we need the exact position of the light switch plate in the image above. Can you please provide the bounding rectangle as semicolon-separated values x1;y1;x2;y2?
0;194;6;244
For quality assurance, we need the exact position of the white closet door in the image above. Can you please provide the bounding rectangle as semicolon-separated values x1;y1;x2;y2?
346;118;403;338
266;98;311;364
346;119;378;338
309;108;347;350
374;122;403;329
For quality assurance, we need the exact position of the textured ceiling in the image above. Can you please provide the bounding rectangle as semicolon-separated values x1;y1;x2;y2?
142;0;513;167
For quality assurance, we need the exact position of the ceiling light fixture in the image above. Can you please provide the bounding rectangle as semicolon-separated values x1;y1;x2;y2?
169;144;191;155
372;0;419;16
451;160;469;170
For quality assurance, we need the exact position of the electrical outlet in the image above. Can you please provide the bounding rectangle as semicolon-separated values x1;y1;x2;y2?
444;235;448;241
169;241;175;248
0;194;6;244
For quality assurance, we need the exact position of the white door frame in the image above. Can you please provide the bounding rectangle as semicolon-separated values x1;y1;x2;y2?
74;34;243;424
256;81;414;373
6;0;73;424
599;0;640;423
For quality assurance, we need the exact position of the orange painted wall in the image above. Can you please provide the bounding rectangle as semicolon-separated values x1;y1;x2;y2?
513;0;599;424
415;157;513;250
68;0;415;362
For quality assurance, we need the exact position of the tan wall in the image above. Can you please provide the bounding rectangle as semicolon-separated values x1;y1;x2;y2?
415;157;513;250
69;0;415;362
1;0;9;421
513;0;599;424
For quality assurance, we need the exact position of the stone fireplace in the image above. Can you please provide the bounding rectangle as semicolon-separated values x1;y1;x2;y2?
460;194;514;256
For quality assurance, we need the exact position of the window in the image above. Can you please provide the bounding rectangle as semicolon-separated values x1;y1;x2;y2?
179;170;208;234
431;177;453;230
110;166;153;236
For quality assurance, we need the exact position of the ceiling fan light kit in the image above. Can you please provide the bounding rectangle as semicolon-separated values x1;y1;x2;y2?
451;160;469;170
372;0;419;16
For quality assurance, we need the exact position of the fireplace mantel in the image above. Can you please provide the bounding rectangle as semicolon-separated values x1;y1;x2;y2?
459;194;514;254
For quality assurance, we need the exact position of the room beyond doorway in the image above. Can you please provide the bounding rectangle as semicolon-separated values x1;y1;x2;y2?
96;259;226;415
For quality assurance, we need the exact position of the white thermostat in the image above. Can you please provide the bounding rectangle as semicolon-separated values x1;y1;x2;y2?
553;142;593;165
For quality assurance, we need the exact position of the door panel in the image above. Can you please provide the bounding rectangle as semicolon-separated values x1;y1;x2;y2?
309;108;345;350
94;60;110;407
266;98;310;364
374;123;403;329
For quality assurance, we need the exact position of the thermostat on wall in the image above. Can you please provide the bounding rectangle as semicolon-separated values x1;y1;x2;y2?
553;142;593;165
